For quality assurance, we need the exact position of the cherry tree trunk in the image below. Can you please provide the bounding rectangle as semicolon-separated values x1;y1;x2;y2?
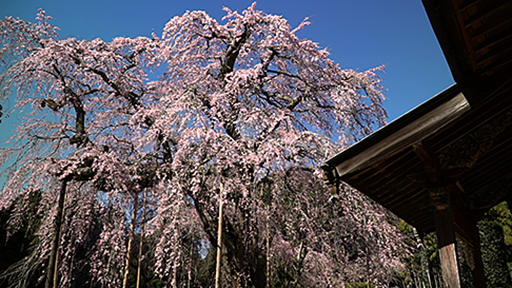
45;180;67;288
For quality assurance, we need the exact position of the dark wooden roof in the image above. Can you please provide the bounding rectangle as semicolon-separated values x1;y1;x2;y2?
424;0;512;82
324;0;512;234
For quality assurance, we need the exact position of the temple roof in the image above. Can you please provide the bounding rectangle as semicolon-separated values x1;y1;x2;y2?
323;0;512;234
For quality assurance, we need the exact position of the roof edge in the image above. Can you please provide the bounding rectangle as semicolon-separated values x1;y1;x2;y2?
325;84;469;175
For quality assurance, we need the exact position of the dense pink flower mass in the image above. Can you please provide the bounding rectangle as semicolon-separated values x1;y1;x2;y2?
0;5;410;287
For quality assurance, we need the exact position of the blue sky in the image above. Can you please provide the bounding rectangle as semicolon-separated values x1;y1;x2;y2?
1;0;454;141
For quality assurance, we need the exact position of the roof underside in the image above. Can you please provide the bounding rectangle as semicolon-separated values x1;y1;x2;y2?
325;0;512;234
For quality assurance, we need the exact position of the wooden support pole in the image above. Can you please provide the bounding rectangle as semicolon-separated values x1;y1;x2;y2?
46;180;68;288
136;192;147;288
123;192;138;288
215;184;224;288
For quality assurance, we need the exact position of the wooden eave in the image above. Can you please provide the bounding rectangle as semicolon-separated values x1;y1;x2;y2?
424;0;512;83
325;80;512;234
324;0;512;234
327;85;470;178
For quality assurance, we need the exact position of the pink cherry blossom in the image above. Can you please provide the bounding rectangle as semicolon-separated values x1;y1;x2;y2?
0;4;410;287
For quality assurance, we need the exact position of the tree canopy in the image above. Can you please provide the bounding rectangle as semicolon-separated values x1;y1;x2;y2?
0;5;411;288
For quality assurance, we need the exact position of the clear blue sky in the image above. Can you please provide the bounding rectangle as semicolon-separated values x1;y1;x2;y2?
0;0;454;141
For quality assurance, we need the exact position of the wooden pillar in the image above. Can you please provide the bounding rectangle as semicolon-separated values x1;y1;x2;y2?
468;223;486;287
506;195;512;218
414;142;486;287
430;185;486;288
430;186;462;288
450;183;486;288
